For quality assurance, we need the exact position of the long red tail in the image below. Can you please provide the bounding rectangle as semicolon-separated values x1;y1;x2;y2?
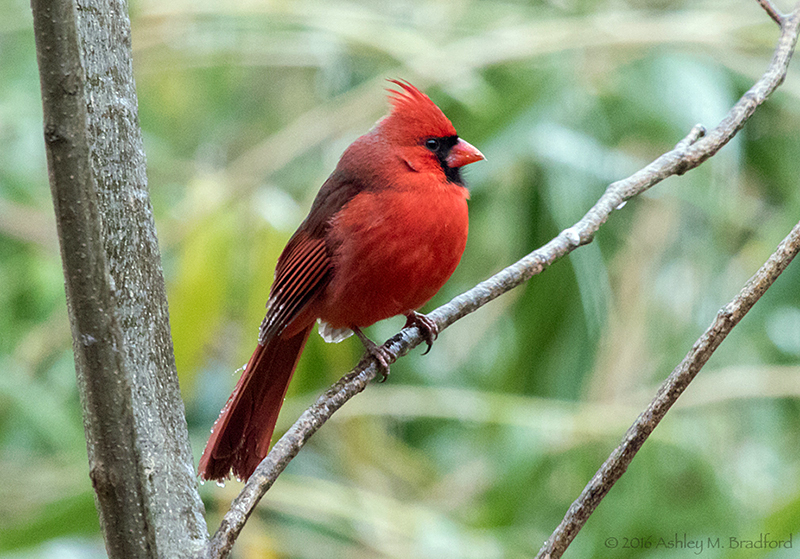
199;325;313;482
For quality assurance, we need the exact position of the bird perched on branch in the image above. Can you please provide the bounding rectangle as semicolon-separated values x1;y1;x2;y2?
199;80;484;482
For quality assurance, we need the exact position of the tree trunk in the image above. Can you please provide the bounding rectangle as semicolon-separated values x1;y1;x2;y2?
30;0;208;557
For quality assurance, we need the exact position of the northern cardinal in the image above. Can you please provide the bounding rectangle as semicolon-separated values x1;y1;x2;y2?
199;80;484;482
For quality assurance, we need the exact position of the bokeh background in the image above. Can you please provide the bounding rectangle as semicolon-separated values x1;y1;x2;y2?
2;0;800;557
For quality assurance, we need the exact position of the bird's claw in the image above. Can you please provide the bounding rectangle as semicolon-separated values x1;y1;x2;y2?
353;327;392;381
404;311;439;355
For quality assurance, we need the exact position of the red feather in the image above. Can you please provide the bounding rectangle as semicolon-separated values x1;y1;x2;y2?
199;80;484;482
198;326;312;481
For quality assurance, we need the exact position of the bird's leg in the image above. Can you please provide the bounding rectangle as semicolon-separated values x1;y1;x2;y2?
352;326;392;382
404;311;439;355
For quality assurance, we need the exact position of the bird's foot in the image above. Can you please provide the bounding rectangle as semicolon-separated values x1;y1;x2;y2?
353;327;392;382
404;311;439;355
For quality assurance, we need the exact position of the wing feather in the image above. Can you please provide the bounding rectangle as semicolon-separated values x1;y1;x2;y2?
257;175;368;343
259;234;331;343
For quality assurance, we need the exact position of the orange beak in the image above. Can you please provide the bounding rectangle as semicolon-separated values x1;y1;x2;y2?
446;138;485;168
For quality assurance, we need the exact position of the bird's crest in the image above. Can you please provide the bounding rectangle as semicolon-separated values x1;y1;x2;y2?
384;79;457;140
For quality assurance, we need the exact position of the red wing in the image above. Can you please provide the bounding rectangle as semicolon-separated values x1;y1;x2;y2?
258;232;331;343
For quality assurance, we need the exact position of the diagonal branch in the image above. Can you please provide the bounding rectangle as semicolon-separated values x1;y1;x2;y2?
208;3;800;557
758;0;786;25
536;218;800;558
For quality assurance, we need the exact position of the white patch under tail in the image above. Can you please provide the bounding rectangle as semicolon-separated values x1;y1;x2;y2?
317;319;353;343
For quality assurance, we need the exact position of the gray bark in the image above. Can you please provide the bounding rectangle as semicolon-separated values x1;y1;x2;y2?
30;0;208;557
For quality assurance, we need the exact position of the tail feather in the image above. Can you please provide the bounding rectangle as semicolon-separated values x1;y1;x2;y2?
199;325;313;482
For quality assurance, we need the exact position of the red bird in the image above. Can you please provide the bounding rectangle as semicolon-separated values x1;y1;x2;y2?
199;80;484;482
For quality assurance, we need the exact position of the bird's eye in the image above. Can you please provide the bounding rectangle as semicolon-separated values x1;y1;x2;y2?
425;138;440;151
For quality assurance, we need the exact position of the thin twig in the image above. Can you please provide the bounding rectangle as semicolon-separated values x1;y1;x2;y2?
208;4;800;557
535;218;800;559
758;0;785;25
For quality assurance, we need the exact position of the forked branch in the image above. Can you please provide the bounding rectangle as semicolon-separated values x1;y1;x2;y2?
208;2;800;557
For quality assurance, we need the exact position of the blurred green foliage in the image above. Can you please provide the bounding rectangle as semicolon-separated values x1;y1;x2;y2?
2;0;800;557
